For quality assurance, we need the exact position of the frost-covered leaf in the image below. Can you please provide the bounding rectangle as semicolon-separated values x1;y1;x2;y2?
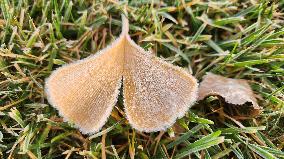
45;36;124;134
198;73;261;116
45;14;198;134
123;35;197;132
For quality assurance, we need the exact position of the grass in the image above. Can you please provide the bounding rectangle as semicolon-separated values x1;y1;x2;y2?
0;0;283;158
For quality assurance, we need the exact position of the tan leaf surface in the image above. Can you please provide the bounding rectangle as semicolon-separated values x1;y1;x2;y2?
45;37;125;134
198;73;261;112
45;15;198;134
123;36;198;132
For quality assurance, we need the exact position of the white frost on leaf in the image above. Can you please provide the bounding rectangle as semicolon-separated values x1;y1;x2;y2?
45;13;198;134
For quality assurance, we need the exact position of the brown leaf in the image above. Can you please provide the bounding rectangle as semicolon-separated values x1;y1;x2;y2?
45;35;124;134
123;35;197;132
198;73;262;117
45;14;198;134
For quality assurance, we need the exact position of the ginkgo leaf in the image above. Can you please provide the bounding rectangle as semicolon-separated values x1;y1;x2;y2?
198;73;261;116
45;14;198;134
45;35;125;134
123;35;198;132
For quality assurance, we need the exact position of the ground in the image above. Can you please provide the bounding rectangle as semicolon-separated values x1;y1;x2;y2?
0;0;284;159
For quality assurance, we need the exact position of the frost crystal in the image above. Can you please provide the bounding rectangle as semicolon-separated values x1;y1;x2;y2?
45;14;198;134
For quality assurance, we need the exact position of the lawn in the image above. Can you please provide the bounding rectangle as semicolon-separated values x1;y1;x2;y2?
0;0;284;158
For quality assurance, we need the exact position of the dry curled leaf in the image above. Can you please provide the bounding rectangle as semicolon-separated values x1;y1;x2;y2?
45;14;198;134
198;73;261;117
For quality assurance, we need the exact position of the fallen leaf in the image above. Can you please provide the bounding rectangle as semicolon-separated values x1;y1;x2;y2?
45;13;198;134
198;72;261;117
